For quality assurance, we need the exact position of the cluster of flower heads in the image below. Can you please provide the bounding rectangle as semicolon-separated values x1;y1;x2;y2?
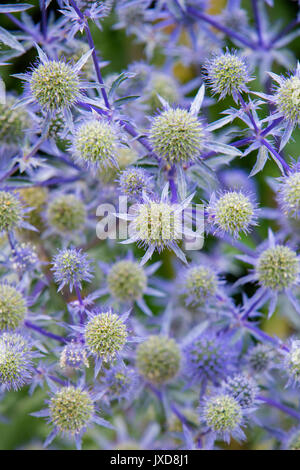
0;0;299;452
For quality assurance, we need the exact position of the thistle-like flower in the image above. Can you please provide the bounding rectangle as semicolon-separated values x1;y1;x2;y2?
236;230;300;317
183;331;236;387
119;183;196;265
221;374;259;409
207;191;258;238
0;332;37;390
136;335;181;386
0;191;23;233
247;344;274;374
52;248;93;292
102;364;139;402
200;394;245;444
10;242;39;273
273;63;300;126
46;194;86;236
204;50;251;100
118;167;153;201
277;166;300;219
73;119;119;170
33;384;113;449
0;284;27;331
285;340;300;387
0;96;29;149
59;341;89;370
149;107;204;165
20;46;92;125
178;264;219;308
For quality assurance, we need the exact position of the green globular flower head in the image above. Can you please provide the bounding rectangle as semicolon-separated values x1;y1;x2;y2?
0;332;34;390
19;186;48;235
274;74;300;124
136;335;181;386
149;108;204;165
133;201;182;250
180;265;218;307
202;394;243;440
0;97;29;148
107;260;147;302
256;245;299;291
0;284;27;331
84;312;128;361
74;119;118;170
0;191;23;233
278;171;300;218
30;60;80;111
49;386;94;435
208;191;256;238
47;194;86;235
205;51;250;99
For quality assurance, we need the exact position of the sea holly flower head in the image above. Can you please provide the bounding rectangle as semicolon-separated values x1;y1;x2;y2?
200;394;245;444
118;167;153;201
272;63;300;126
183;331;236;387
0;191;24;233
107;260;147;303
149;107;204;166
121;183;196;265
34;384;113;449
285;340;300;387
0;332;37;391
52;248;93;292
247;343;274;374
207;191;258;238
256;245;299;292
136;335;181;386
179;264;219;308
10;242;39;273
0;284;27;331
73;118;119;170
102;364;139;402
204;50;251;100
221;374;259;409
83;310;129;364
277;165;300;219
46;194;86;235
60;341;89;370
0;96;30;149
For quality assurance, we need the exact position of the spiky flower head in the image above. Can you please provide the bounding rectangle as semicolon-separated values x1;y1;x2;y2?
0;284;27;331
204;50;251;99
207;191;257;238
0;191;23;233
256;245;299;291
84;311;128;361
47;194;86;235
107;260;147;303
52;248;93;292
248;344;273;373
10;242;39;272
180;265;218;307
102;365;139;402
149;108;204;165
73;119;118;170
273;65;300;124
285;429;300;450
285;340;300;387
118;168;153;200
60;341;89;369
30;59;80;112
222;374;259;409
184;332;236;386
201;394;244;443
277;169;300;219
49;386;94;435
136;335;181;386
0;332;35;390
0;96;29;148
